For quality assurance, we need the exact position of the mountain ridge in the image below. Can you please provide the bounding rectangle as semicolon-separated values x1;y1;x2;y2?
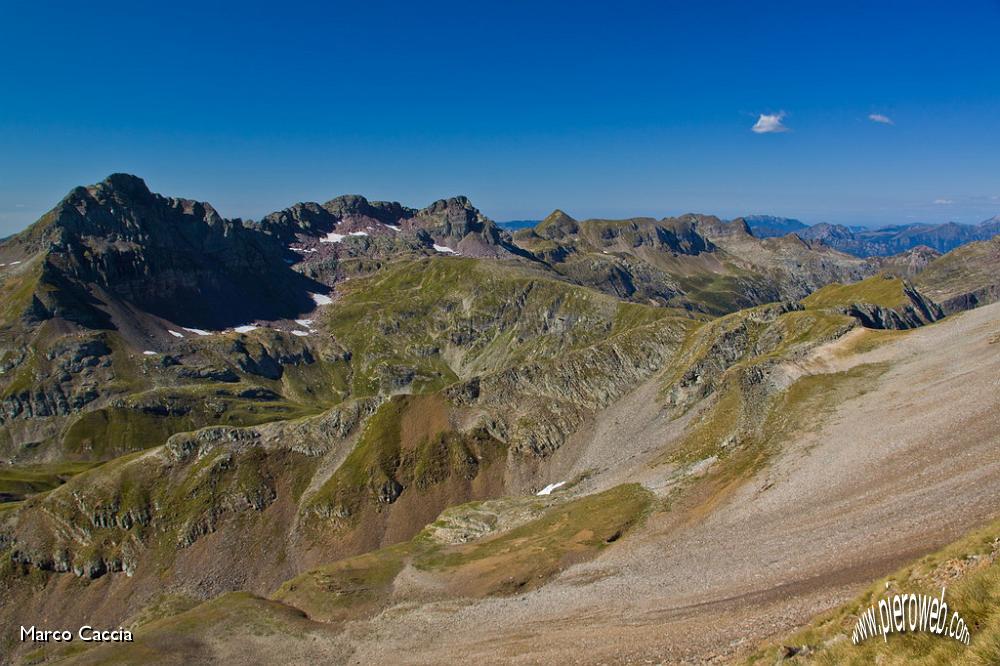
2;174;999;665
745;214;1000;256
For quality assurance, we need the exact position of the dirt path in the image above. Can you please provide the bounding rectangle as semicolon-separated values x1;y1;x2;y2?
337;304;1000;665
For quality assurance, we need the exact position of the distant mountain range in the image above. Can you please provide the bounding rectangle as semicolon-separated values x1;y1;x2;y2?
739;214;809;237
744;214;1000;257
509;214;1000;258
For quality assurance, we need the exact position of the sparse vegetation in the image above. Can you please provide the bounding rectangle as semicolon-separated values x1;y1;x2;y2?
803;274;909;310
0;461;100;502
748;517;1000;665
277;483;653;619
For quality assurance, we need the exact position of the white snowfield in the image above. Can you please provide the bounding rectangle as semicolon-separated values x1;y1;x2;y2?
295;319;314;328
182;327;211;336
321;230;369;244
433;244;458;254
167;330;184;338
233;325;259;333
536;481;566;496
142;350;157;356
291;330;310;337
310;293;333;306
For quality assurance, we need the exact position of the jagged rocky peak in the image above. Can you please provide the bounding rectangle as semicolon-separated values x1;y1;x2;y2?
43;172;230;245
257;202;339;240
406;196;517;256
90;172;155;201
322;194;414;224
411;196;488;236
257;194;420;242
4;173;321;330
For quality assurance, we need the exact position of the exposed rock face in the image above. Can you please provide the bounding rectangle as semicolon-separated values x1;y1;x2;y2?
322;194;414;228
874;245;942;278
406;196;520;257
252;192;523;269
842;284;944;329
665;303;800;409
254;201;341;244
801;275;945;330
694;215;753;240
255;195;417;245
451;314;690;456
511;212;875;314
0;336;112;426
5;174;324;329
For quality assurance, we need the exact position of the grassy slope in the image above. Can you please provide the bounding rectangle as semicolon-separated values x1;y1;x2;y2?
0;257;45;327
748;516;1000;665
278;483;653;620
29;592;340;666
802;274;909;310
303;392;507;522
0;462;101;502
20;484;652;664
321;257;663;394
4;250;962;663
0;257;689;621
655;305;871;497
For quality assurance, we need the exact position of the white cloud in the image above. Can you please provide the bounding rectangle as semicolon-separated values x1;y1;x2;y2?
751;112;789;134
933;199;954;205
868;113;894;125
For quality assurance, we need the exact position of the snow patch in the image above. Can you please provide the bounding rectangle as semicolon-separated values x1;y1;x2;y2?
433;244;457;254
182;327;211;336
167;330;184;338
536;481;566;496
320;230;369;244
9;261;21;265
382;223;401;231
234;325;258;333
310;292;333;306
142;350;157;356
291;247;317;253
291;330;310;337
295;319;314;328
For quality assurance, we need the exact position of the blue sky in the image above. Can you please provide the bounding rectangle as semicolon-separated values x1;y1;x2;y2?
1;1;999;234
